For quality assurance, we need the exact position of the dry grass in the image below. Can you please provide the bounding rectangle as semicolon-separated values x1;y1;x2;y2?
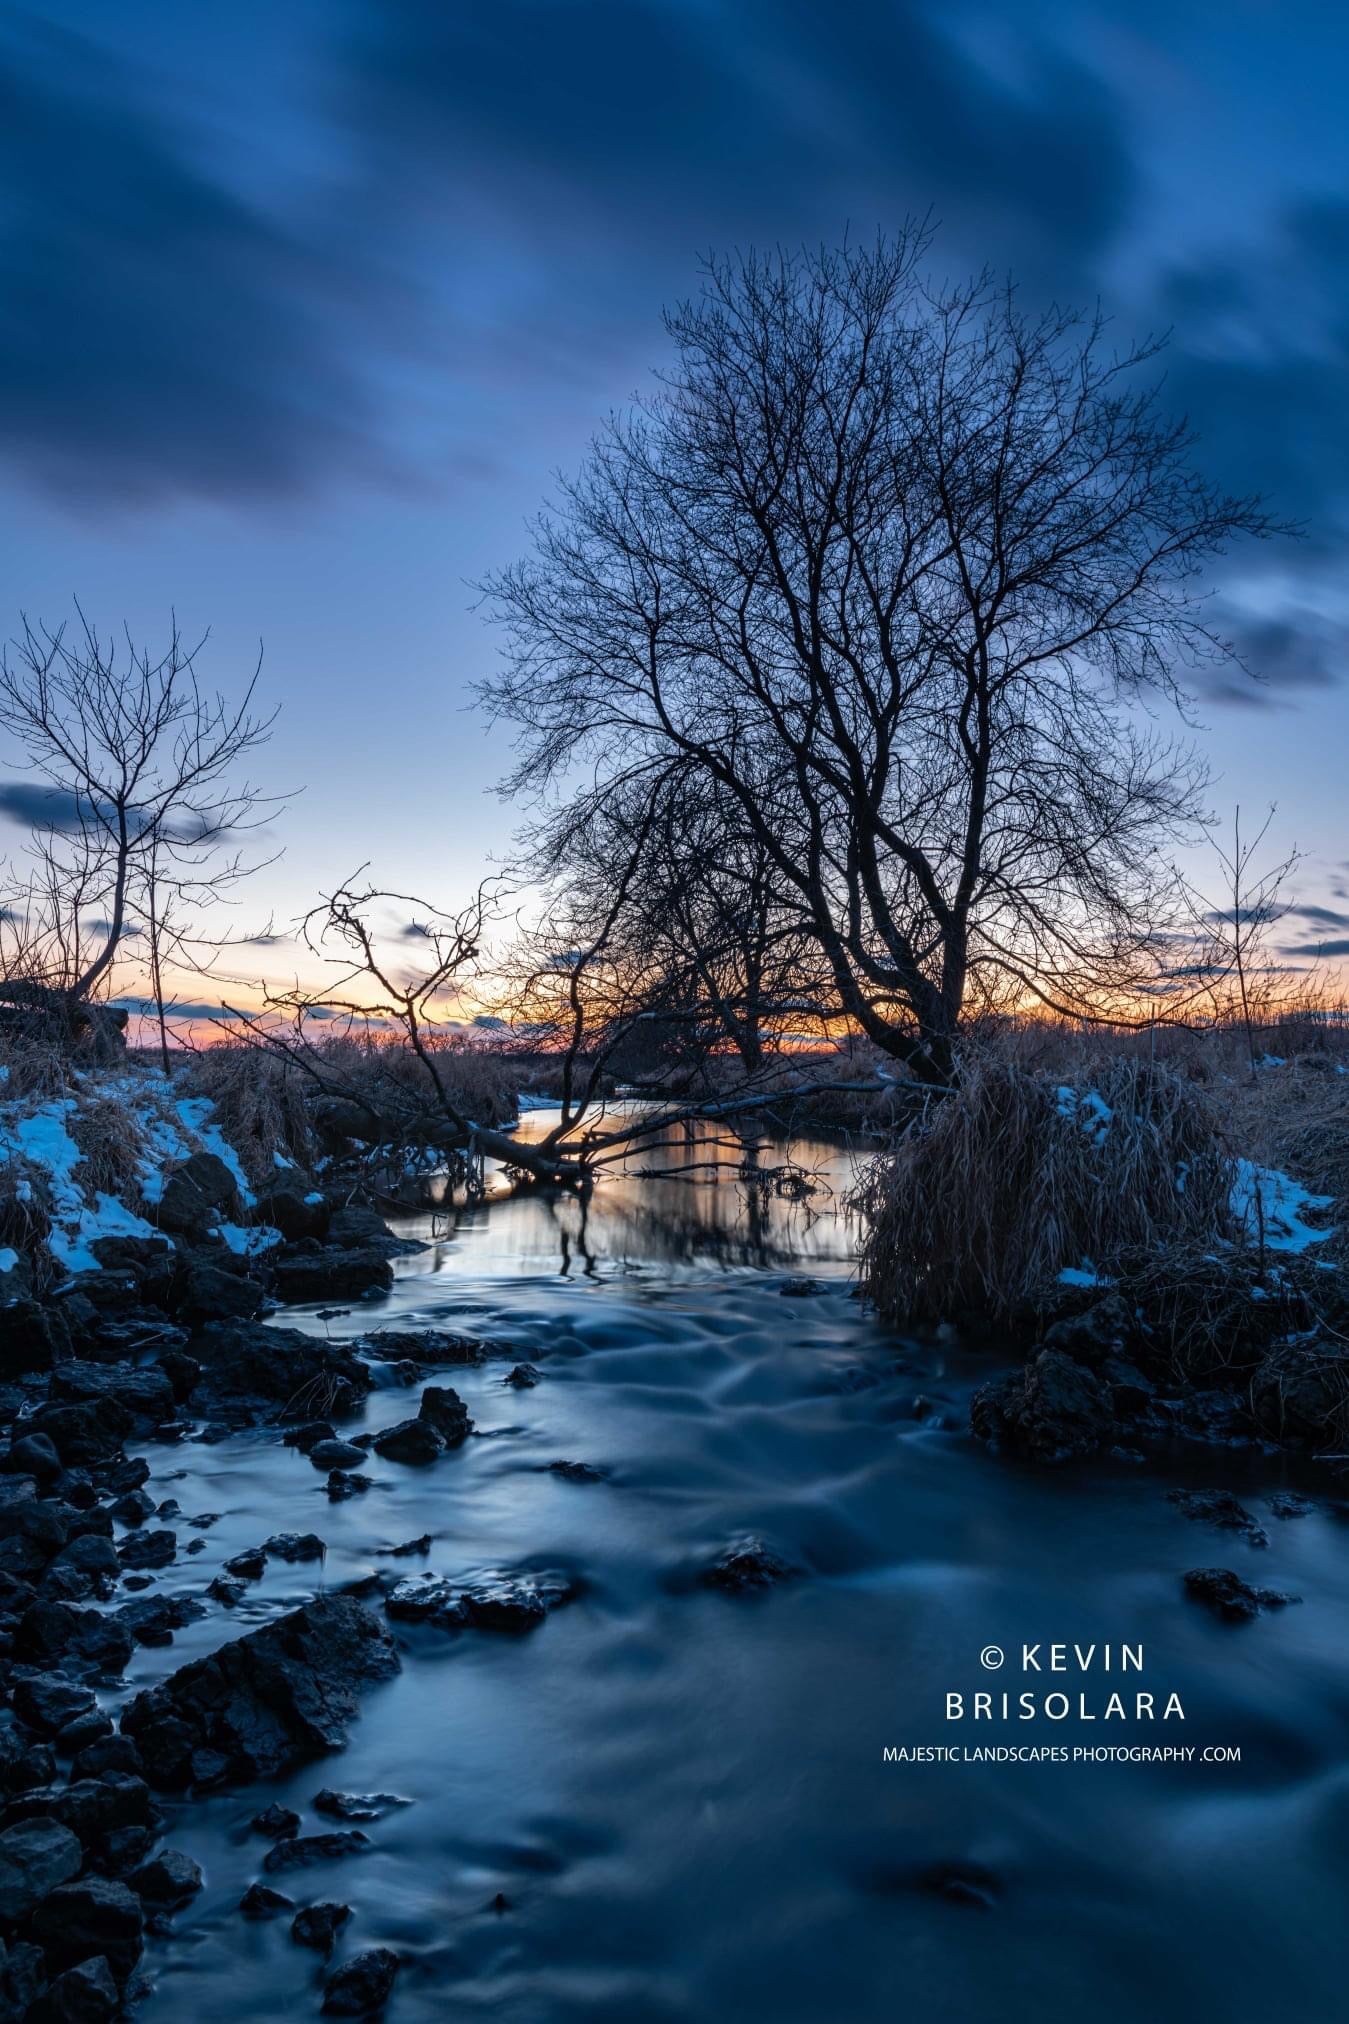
67;1094;148;1198
1223;1052;1349;1205
852;1055;1237;1326
0;1152;53;1286
183;1045;319;1183
0;1033;77;1101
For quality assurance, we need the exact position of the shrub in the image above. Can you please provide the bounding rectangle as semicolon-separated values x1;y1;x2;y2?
851;1056;1236;1325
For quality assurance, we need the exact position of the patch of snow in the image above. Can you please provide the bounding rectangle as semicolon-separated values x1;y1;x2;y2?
173;1097;256;1206
0;1247;18;1273
1057;1262;1111;1288
1056;1086;1113;1146
1231;1160;1335;1254
214;1220;283;1257
1257;1054;1287;1069
515;1093;558;1113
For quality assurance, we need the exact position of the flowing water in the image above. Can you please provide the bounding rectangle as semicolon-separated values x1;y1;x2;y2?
107;1113;1349;2020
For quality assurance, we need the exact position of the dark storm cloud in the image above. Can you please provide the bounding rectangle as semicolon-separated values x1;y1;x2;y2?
0;3;1137;506
340;0;1134;279
1162;201;1349;541
0;781;89;831
0;17;378;504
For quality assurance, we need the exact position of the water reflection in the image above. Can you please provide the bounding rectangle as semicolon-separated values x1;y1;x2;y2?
392;1105;863;1279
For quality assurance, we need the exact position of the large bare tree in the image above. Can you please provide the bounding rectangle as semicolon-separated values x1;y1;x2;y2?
482;232;1275;1084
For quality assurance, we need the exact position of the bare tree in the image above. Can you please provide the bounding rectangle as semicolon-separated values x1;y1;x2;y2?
1185;806;1300;1075
481;232;1276;1084
0;610;279;1049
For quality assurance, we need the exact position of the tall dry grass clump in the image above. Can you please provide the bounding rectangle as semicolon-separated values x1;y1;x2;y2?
182;1045;319;1182
852;1056;1236;1325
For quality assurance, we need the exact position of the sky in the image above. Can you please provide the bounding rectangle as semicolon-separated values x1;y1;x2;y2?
3;0;1349;1017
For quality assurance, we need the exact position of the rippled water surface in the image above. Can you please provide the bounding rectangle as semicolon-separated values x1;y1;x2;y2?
108;1114;1349;2020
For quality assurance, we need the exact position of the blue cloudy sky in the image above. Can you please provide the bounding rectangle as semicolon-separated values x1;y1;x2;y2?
4;0;1349;986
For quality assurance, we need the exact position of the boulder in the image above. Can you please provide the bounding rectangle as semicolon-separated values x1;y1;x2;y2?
47;1361;175;1426
386;1568;577;1633
14;1601;133;1677
1183;1567;1301;1622
417;1385;472;1446
177;1259;265;1326
702;1537;796;1594
263;1830;370;1875
127;1847;203;1906
309;1439;368;1472
366;1418;444;1465
190;1322;370;1416
970;1349;1114;1465
322;1947;400;2016
254;1172;329;1243
291;1900;351;1952
271;1249;394;1305
12;1675;97;1735
0;1816;82;1920
44;1954;120;2021
120;1595;399;1789
239;1881;293;1918
33;1875;144;1980
149;1152;239;1241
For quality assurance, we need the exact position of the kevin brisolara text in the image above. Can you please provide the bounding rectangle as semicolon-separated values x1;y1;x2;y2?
882;1745;1241;1764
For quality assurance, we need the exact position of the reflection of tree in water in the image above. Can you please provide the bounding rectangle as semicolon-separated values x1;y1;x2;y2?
419;1119;851;1276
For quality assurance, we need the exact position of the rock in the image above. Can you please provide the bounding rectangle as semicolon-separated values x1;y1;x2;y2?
116;1528;177;1570
547;1460;606;1483
264;1531;325;1563
34;1875;144;1979
971;1350;1113;1465
207;1575;246;1607
90;1826;156;1881
252;1803;301;1841
312;1789;407;1823
359;1328;486;1367
503;1363;541;1389
5;1433;62;1483
284;1421;336;1453
1269;1492;1314;1519
383;1535;431;1558
150;1151;240;1241
0;1733;55;1795
310;1439;368;1472
1167;1488;1269;1547
417;1385;472;1446
1041;1294;1135;1367
322;1947;400;2016
70;1736;142;1783
263;1830;371;1874
0;1817;83;1919
272;1249;394;1305
254;1172;329;1243
43;1954;121;2022
48;1362;176;1425
779;1275;824;1297
224;1546;266;1580
128;1847;203;1906
27;1403;128;1468
1251;1346;1343;1446
56;1709;114;1756
14;1601;133;1677
0;1936;47;2013
191;1322;371;1417
291;1900;352;1952
12;1676;96;1735
368;1419;444;1466
326;1205;396;1251
120;1595;399;1788
14;1771;157;1843
0;1298;67;1379
702;1537;796;1594
240;1881;294;1918
385;1568;577;1633
326;1471;372;1501
178;1260;265;1325
1183;1567;1302;1622
109;1488;156;1526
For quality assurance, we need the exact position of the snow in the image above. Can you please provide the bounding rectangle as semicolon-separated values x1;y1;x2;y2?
1058;1262;1112;1288
1;1079;261;1276
214;1220;283;1257
0;1248;18;1274
1231;1160;1335;1254
515;1092;558;1113
1057;1086;1113;1146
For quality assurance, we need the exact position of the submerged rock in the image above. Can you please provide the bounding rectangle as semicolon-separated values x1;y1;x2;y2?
1166;1488;1269;1548
702;1537;797;1594
313;1789;408;1823
547;1460;607;1483
503;1363;541;1389
240;1881;294;1919
386;1568;578;1633
291;1900;351;1952
322;1946;400;2016
262;1830;371;1874
1182;1567;1302;1622
120;1595;399;1789
251;1804;301;1841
